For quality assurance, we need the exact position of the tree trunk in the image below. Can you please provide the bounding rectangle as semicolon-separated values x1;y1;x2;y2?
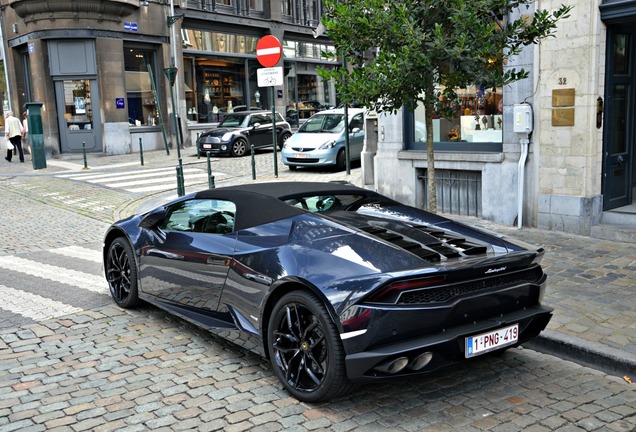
425;98;437;213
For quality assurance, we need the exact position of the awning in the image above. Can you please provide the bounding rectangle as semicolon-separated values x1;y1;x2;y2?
600;0;636;23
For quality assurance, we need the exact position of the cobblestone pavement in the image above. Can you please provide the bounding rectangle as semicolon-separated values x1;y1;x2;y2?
0;305;634;432
1;149;635;430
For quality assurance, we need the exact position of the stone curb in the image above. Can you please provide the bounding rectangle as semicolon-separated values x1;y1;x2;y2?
527;331;636;379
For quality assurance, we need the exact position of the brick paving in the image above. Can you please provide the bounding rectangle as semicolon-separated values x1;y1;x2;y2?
0;305;633;431
0;148;635;430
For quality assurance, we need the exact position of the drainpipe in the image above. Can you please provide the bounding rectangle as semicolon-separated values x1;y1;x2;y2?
513;104;534;228
517;135;530;228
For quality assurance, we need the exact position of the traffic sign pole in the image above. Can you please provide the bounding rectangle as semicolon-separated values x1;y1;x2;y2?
272;87;278;178
256;35;283;178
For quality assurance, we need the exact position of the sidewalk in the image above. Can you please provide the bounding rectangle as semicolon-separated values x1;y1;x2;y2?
3;148;636;379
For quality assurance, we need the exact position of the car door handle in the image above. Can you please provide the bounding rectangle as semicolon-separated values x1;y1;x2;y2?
206;256;229;266
147;249;183;260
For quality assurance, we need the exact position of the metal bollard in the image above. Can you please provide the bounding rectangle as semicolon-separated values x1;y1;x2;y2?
139;137;144;166
82;142;89;170
196;133;201;160
206;152;215;189
251;144;256;180
175;165;185;196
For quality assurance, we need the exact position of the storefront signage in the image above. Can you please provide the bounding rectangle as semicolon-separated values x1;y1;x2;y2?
257;67;284;87
116;98;125;109
256;35;282;68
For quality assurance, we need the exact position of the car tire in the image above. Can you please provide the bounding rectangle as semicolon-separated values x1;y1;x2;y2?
279;132;291;150
288;165;297;171
105;237;140;309
335;149;346;171
231;138;248;157
267;291;354;402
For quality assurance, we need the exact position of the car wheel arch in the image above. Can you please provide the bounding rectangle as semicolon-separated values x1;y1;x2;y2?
103;228;136;266
260;280;341;359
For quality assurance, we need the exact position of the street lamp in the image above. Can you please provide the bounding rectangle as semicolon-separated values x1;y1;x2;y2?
167;0;187;118
167;0;188;28
165;66;185;196
166;0;187;195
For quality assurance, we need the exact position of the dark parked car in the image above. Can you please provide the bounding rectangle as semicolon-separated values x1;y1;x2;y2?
197;111;291;157
103;182;553;402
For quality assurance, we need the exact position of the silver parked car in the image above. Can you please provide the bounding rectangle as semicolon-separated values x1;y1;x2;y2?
281;108;365;170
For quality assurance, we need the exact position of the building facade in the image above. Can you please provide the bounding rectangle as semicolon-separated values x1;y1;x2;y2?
372;0;636;239
0;0;338;156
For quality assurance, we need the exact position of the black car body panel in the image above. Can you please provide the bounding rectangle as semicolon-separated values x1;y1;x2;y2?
103;182;553;390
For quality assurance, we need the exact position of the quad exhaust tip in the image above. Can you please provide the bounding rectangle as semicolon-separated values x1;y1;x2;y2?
374;352;434;374
409;352;433;370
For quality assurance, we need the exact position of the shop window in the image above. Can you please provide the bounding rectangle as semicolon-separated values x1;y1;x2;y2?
62;79;92;131
182;29;258;55
406;84;503;152
124;46;158;126
283;40;337;62
180;30;338;124
286;63;335;124
194;57;246;123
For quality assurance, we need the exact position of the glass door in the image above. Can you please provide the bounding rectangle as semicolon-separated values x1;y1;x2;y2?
56;79;102;153
603;27;636;210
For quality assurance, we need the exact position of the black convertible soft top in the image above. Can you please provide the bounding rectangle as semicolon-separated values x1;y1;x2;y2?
194;182;387;231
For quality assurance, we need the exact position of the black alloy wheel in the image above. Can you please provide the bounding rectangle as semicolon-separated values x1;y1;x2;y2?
267;291;353;402
106;238;140;309
231;138;248;157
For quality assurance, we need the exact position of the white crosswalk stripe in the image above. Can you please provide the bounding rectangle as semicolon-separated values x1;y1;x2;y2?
0;256;108;295
56;166;227;194
49;245;102;263
0;285;83;321
0;245;111;325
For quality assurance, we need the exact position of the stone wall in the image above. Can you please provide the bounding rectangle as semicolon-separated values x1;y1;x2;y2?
535;0;605;235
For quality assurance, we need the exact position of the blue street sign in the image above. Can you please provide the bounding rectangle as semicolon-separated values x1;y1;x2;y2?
124;22;138;32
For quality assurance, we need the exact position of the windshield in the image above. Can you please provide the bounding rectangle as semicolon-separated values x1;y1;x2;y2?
219;114;249;128
298;114;345;133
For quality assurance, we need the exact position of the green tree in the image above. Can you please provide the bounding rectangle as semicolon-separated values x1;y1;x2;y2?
319;0;572;213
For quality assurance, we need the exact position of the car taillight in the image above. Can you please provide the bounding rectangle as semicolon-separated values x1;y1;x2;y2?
367;276;446;304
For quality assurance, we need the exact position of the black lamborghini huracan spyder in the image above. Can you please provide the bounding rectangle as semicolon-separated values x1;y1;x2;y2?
103;182;552;402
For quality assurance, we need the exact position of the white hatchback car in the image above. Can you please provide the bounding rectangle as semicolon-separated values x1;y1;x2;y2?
282;108;365;170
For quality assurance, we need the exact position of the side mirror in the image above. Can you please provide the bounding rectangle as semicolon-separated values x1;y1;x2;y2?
351;127;361;133
139;207;166;229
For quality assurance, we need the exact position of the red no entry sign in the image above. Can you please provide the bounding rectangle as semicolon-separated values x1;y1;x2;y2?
256;35;282;68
